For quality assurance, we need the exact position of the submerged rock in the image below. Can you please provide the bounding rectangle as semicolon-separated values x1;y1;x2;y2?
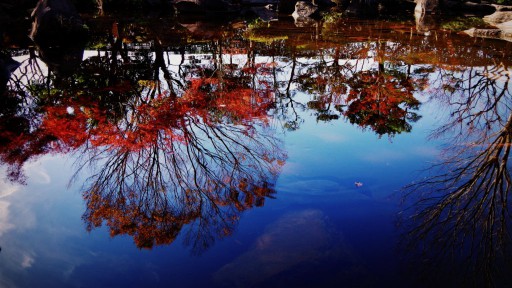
213;209;367;287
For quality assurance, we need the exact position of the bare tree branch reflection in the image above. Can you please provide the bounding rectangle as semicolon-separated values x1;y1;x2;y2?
50;59;286;252
401;64;512;286
80;115;284;252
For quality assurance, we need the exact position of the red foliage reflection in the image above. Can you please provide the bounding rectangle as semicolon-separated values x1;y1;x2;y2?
342;70;421;136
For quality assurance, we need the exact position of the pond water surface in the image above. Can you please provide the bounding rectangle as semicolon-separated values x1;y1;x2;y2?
1;13;512;288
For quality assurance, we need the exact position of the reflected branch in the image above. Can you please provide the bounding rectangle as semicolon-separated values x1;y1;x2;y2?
401;66;512;286
63;72;286;252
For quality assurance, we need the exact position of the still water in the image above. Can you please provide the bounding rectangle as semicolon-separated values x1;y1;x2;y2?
1;13;512;288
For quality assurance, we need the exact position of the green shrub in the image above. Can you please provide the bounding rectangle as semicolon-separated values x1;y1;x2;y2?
496;0;512;5
441;17;490;32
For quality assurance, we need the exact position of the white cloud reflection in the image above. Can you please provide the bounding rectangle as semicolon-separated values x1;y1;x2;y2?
24;162;51;184
0;201;15;237
316;132;346;143
0;179;19;198
360;149;405;163
0;178;19;237
21;253;36;268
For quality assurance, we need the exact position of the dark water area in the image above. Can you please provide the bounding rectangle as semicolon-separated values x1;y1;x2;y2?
1;3;512;287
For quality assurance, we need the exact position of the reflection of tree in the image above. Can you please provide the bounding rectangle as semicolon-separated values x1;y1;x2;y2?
0;49;53;182
296;47;348;123
288;42;422;136
1;24;286;252
401;65;512;286
0;21;184;182
78;89;283;251
430;64;511;137
80;115;283;251
341;68;421;137
37;57;284;251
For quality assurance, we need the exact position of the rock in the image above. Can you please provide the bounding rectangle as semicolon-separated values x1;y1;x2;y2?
483;11;512;25
29;0;88;76
29;0;88;47
292;1;318;18
415;9;435;35
492;4;512;12
213;210;366;287
497;20;512;39
291;1;319;27
464;28;502;38
293;14;317;27
464;19;512;42
414;0;439;14
248;6;278;22
38;43;86;77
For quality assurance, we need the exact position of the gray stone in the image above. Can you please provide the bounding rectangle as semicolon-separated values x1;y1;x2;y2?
250;6;278;22
492;4;512;12
483;11;512;25
292;1;318;18
464;28;501;38
497;20;512;39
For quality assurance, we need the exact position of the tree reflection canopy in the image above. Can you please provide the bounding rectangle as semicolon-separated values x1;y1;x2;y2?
2;16;512;254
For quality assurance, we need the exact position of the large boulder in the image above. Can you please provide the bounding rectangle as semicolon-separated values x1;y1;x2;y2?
29;0;88;76
497;20;512;39
213;210;367;287
492;4;512;12
247;6;279;22
483;11;512;25
462;5;512;42
29;0;88;47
